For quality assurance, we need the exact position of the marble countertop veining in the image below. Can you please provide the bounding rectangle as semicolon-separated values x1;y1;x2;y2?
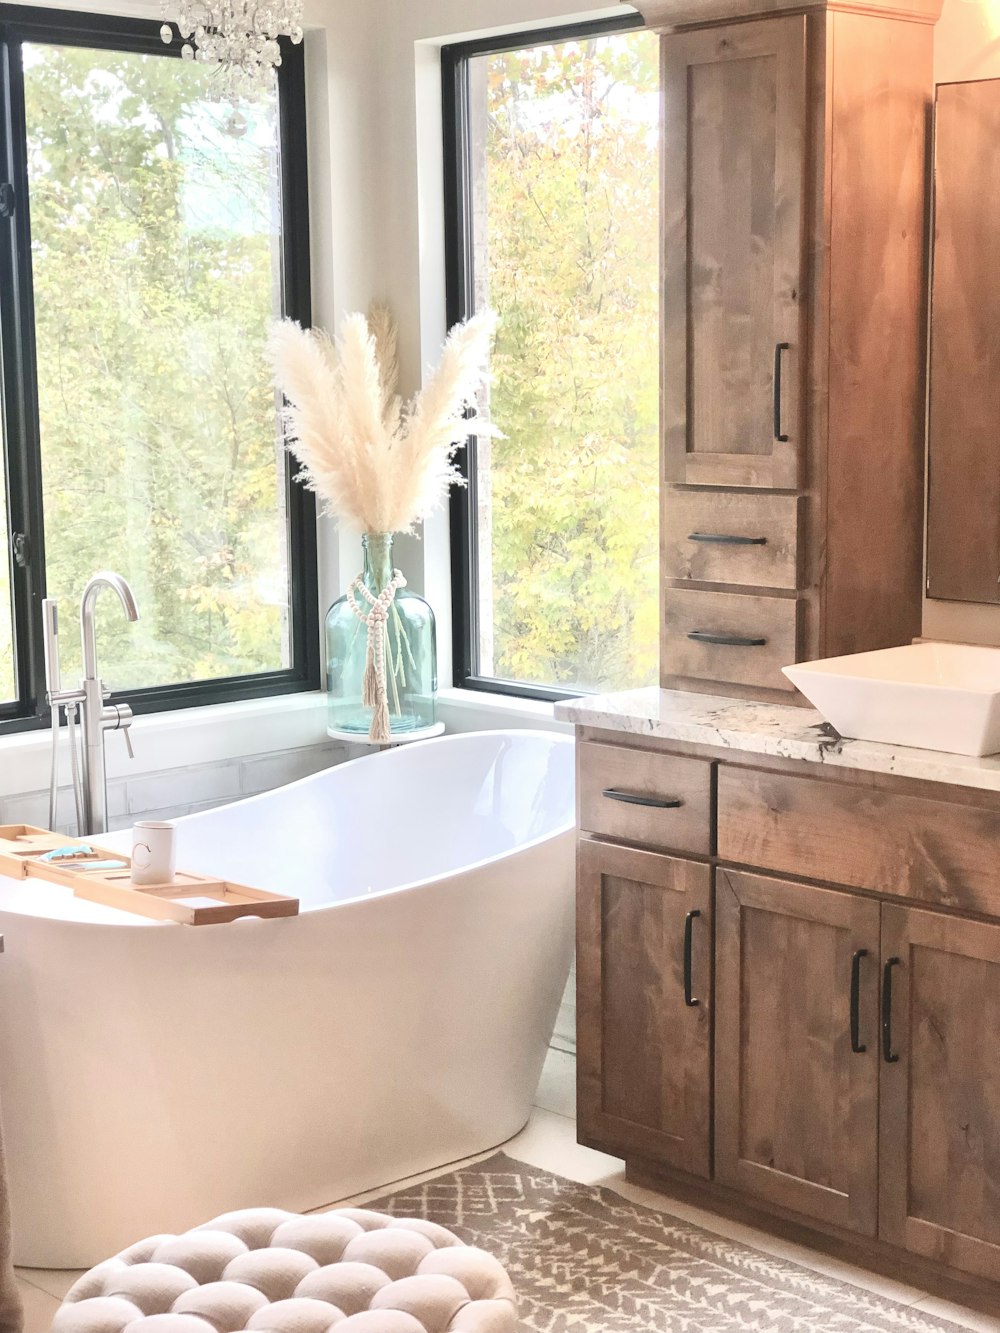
553;686;1000;794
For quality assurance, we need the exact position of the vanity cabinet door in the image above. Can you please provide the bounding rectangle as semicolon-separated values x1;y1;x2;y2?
577;840;712;1178
662;17;807;489
715;869;880;1234
879;906;1000;1280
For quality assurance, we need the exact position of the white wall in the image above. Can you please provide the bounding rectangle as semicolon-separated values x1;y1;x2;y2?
936;0;1000;80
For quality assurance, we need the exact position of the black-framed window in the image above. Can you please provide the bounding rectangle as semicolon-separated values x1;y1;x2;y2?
444;16;661;703
0;5;318;733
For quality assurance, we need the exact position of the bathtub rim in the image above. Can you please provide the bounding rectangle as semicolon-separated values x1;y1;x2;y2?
0;728;576;929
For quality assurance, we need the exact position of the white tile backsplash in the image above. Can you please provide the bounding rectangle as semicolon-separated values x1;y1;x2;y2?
2;740;352;834
240;744;362;795
2;779;128;832
126;762;243;816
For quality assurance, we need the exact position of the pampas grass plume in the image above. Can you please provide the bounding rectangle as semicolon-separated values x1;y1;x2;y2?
268;305;497;535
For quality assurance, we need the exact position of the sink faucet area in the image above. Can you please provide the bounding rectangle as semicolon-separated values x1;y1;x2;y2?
783;642;1000;757
43;572;140;835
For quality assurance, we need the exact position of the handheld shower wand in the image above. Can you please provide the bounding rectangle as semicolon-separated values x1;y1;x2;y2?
42;598;61;699
42;597;86;835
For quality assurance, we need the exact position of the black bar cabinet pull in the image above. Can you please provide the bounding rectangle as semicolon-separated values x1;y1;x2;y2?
773;341;790;443
850;949;868;1054
687;630;768;648
602;788;683;810
882;957;901;1064
684;910;701;1007
688;532;768;547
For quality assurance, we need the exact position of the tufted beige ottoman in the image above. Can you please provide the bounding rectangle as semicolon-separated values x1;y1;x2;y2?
51;1208;518;1333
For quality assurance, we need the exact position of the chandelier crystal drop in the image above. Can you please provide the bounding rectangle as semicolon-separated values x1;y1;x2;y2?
160;1;303;103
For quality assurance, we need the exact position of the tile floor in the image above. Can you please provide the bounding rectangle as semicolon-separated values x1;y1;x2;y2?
15;1047;1000;1332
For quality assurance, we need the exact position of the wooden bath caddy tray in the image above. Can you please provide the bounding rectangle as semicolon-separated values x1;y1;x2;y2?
0;825;299;925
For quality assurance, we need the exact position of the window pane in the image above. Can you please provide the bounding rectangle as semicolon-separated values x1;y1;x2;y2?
467;29;660;694
24;44;290;691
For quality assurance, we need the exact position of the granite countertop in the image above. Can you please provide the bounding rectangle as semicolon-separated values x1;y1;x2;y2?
553;686;1000;795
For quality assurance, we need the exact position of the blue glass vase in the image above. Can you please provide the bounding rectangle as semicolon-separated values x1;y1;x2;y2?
325;533;437;738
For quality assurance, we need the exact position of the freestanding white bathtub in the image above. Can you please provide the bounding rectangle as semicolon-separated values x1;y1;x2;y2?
0;729;575;1268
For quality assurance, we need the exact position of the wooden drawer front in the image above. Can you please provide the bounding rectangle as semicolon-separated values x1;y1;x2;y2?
717;766;1000;914
663;589;799;692
578;741;712;856
663;491;801;591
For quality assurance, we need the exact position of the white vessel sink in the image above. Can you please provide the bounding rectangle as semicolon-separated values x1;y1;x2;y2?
783;642;1000;757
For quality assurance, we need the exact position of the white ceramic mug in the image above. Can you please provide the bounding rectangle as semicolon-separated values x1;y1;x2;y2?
131;821;177;886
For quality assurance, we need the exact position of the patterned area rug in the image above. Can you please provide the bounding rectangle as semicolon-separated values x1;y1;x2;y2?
374;1153;968;1333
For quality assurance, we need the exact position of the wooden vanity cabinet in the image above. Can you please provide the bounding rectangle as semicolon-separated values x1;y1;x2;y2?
646;0;938;700
575;727;1000;1301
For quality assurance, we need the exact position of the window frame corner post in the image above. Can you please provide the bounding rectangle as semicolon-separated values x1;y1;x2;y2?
0;24;49;725
277;35;321;695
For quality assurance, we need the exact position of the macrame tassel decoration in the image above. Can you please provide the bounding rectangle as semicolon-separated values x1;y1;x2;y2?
362;651;379;708
348;569;407;743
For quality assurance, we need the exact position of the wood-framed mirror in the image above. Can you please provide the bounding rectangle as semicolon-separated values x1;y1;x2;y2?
926;77;1000;606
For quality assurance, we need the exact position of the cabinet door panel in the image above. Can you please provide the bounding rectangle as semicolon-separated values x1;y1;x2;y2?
663;18;807;489
577;840;712;1177
880;907;1000;1279
715;869;880;1234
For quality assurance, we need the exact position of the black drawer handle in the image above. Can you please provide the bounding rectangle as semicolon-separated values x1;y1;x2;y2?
882;957;901;1064
850;949;868;1054
602;788;683;810
687;630;768;648
773;341;790;442
688;532;768;547
684;909;701;1007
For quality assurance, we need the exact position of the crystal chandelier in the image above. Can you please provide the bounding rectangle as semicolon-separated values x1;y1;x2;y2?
160;1;304;103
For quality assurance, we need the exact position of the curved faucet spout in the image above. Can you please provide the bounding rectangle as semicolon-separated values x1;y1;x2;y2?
80;571;140;681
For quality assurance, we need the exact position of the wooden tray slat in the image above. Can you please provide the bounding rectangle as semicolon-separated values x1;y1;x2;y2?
0;826;299;925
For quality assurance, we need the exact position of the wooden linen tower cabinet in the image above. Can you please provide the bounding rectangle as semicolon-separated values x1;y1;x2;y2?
641;0;938;701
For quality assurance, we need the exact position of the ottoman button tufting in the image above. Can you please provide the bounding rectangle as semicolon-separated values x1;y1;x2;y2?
416;1250;515;1305
221;1249;320;1300
151;1235;250;1285
106;1265;201;1314
370;1274;470;1330
52;1296;145;1333
332;1315;428;1333
269;1219;364;1267
171;1281;271;1330
196;1211;296;1249
122;1315;220;1333
53;1209;517;1333
339;1230;435;1280
293;1263;390;1315
244;1297;347;1333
